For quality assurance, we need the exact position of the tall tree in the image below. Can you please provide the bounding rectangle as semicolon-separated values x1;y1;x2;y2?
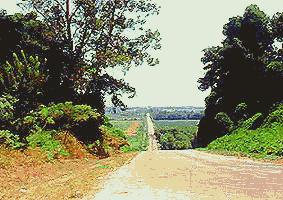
0;11;73;104
19;0;161;113
195;5;283;147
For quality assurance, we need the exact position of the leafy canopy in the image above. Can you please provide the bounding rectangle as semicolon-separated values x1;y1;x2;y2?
19;0;161;110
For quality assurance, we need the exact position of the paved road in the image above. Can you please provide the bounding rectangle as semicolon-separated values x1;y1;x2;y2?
93;115;283;200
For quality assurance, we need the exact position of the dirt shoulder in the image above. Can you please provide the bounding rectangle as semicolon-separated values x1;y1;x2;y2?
126;121;140;136
0;152;137;200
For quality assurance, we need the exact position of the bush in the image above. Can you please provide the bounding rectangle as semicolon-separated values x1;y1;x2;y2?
207;103;283;159
0;51;46;95
0;94;18;122
215;112;234;133
21;102;101;157
23;102;100;131
0;95;19;132
239;113;263;130
100;125;128;153
262;104;283;127
234;102;248;121
0;130;23;149
26;128;69;159
101;125;127;140
266;61;283;74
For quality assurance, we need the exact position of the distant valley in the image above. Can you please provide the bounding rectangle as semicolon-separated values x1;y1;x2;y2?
106;106;204;120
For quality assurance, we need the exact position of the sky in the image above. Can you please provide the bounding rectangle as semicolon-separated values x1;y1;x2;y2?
1;0;283;107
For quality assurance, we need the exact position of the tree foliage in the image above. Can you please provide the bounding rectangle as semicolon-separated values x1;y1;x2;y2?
0;12;74;104
156;126;197;150
208;104;283;158
19;0;161;111
195;5;283;147
0;51;46;115
0;0;160;146
0;52;100;157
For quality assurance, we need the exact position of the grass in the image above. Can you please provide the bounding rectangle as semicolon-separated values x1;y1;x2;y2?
111;120;149;152
207;105;283;159
207;125;283;159
111;121;134;131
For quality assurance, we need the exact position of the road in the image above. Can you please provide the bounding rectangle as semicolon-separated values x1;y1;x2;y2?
93;114;283;200
146;113;159;151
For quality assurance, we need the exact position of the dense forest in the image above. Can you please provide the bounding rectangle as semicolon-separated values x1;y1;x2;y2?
195;5;283;156
0;0;160;158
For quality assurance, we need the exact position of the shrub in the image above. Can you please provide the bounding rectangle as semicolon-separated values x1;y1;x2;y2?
100;125;128;152
266;61;283;74
26;128;69;159
23;102;100;131
55;131;90;159
21;102;101;157
0;130;23;149
234;102;248;121
262;104;283;127
0;51;46;95
239;113;263;130
101;125;127;140
207;103;283;159
0;94;18;121
215;112;234;133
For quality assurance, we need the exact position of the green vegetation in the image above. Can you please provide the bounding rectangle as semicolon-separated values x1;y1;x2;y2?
106;107;204;121
157;127;197;150
121;122;149;152
0;0;160;159
195;4;283;160
214;112;234;133
154;120;198;150
208;125;283;159
0;130;23;149
208;104;283;158
155;120;199;128
110;121;134;132
26;130;69;160
113;120;149;152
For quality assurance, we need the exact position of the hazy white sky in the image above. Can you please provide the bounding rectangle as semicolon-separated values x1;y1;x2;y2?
1;0;283;107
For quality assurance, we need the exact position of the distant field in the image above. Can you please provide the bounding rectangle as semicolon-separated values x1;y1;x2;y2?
154;120;199;128
111;121;135;131
110;120;148;152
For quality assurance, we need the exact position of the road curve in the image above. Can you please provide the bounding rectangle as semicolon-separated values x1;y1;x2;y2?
92;116;283;200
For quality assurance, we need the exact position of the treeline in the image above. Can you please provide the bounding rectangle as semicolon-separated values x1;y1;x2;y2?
0;0;160;158
155;126;197;150
195;5;283;149
153;112;203;120
151;107;204;120
106;106;204;121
